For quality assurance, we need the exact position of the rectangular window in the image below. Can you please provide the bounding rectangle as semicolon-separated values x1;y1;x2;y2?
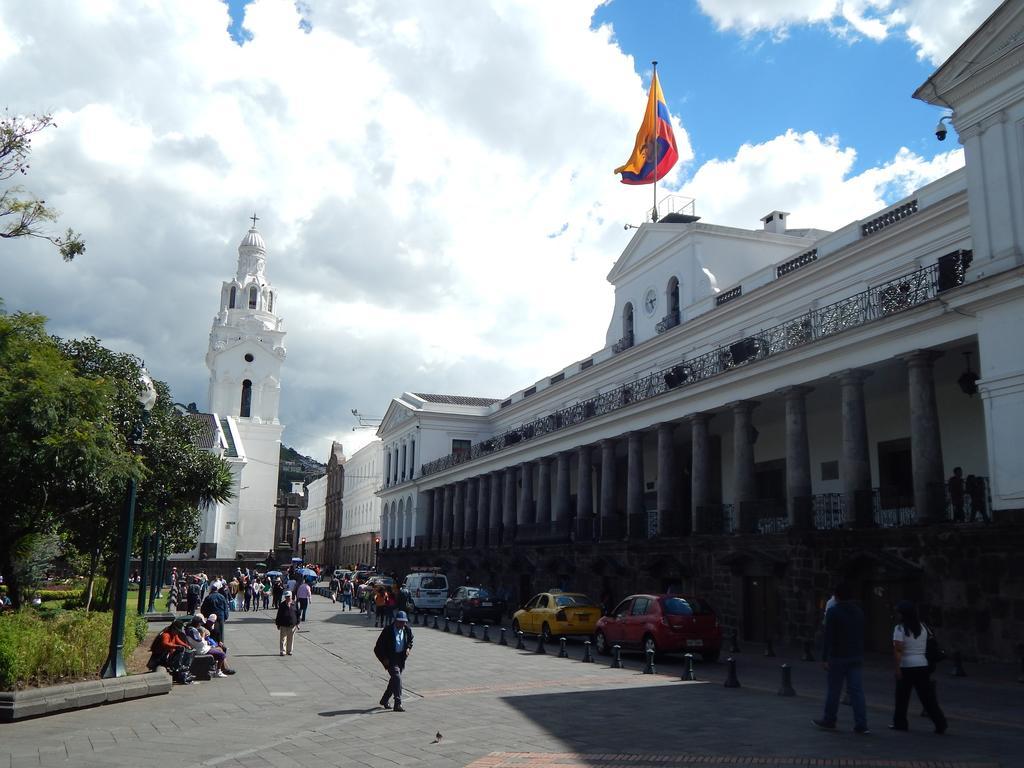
821;460;839;481
523;386;537;397
452;439;471;458
500;399;512;409
580;359;593;371
549;372;565;384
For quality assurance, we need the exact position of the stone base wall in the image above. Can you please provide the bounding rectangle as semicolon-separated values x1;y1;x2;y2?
379;522;1024;661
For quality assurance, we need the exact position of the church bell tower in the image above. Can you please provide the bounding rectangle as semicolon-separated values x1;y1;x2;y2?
205;217;287;557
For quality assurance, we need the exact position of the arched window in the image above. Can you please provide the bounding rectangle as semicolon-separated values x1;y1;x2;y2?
385;452;391;486
623;302;634;339
228;286;237;309
667;276;680;314
267;291;274;312
248;285;258;309
240;379;252;417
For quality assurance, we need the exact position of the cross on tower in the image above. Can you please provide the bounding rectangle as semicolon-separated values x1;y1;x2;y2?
250;213;259;228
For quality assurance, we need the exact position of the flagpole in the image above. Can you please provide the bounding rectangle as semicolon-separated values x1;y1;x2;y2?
652;60;659;223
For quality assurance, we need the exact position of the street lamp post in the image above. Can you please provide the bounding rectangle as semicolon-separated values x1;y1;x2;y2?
101;371;157;679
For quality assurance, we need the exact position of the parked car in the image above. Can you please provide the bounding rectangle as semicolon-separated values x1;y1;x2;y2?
333;569;354;581
443;586;505;623
511;590;600;641
594;594;722;661
403;572;449;613
367;575;395;589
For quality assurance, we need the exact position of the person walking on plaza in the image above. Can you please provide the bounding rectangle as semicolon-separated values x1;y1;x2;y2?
296;578;312;621
275;591;300;656
329;575;341;604
814;583;869;734
890;600;947;733
947;467;965;522
965;474;990;523
341;577;353;611
374;610;413;712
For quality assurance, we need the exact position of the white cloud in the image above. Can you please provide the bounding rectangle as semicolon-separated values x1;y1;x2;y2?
0;0;968;461
696;0;1001;64
683;130;963;231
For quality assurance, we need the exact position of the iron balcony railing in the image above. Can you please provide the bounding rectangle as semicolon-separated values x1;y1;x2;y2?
420;254;970;479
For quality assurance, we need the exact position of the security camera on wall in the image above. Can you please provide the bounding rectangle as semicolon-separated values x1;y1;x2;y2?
935;115;952;141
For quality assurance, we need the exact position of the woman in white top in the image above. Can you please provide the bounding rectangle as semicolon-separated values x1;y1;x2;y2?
891;600;947;733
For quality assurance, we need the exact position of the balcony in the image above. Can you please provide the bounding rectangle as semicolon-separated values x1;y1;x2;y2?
612;332;634;354
655;310;680;334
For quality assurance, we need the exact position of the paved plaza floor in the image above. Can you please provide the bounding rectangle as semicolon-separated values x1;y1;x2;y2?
2;597;1022;768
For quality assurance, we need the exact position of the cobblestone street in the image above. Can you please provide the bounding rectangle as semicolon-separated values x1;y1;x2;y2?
2;599;1020;768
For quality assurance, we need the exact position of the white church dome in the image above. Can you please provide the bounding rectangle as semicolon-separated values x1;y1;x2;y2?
239;226;265;252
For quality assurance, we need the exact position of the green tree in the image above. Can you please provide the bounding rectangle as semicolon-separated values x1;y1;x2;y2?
0;312;136;608
1;111;84;261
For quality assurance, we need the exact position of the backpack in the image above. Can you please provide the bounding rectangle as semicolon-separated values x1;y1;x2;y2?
924;624;946;672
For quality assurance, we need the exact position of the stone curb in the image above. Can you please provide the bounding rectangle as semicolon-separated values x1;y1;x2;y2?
0;669;172;722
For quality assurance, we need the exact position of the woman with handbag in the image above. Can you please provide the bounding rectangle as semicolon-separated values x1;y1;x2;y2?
890;600;947;733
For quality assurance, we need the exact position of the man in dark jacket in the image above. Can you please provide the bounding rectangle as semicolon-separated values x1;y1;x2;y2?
373;610;413;711
275;591;300;656
200;586;230;643
814;582;869;733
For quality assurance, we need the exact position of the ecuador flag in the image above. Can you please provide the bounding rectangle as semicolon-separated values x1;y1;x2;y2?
614;69;679;185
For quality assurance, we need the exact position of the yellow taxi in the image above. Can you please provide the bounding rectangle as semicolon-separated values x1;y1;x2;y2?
511;590;601;641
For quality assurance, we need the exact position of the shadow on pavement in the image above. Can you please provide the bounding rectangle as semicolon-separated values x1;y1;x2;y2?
318;708;377;717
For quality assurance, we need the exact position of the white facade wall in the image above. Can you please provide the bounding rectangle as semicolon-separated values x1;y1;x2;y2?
303;474;328;543
342;439;384;538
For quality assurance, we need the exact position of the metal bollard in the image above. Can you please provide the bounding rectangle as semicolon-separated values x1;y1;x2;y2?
764;638;776;658
412;612;420;626
801;640;815;661
582;640;594;663
681;653;697;681
643;648;655;674
611;645;623;669
724;657;741;688
516;631;526;650
444;618;450;633
482;625;491;642
499;627;508;646
433;614;440;630
535;634;546;654
468;622;476;639
951;650;967;677
778;663;796;696
456;621;464;636
729;629;741;653
558;637;568;658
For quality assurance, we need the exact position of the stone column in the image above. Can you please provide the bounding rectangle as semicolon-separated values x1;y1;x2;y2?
627;431;645;537
536;457;552;526
477;475;489;546
836;369;873;526
502;467;516;540
731;401;759;534
782;386;814;530
576;445;593;523
518;461;534;526
689;413;712;533
465;477;478;547
906;351;946;523
424;490;436;549
453;481;466;548
489;471;502;542
554;451;571;524
432;488;444;548
441;484;453;549
600;438;618;538
656;422;677;536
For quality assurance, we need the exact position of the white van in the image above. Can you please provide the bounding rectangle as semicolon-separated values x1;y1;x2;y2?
403;572;449;612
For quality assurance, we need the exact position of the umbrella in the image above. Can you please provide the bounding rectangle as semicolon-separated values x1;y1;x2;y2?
255;562;268;568
291;556;303;563
266;570;283;577
296;568;317;577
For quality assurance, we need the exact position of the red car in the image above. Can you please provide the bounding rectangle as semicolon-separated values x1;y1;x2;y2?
594;594;722;661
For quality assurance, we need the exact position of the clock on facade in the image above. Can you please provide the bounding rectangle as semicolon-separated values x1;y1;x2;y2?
643;288;658;316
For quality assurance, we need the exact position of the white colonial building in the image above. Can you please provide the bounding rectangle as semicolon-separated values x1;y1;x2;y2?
176;221;288;560
340;439;384;567
374;4;1024;657
301;473;328;562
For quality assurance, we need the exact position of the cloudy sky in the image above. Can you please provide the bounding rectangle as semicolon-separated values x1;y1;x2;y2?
0;0;998;460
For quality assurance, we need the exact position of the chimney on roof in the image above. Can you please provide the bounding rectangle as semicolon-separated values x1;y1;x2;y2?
761;210;788;234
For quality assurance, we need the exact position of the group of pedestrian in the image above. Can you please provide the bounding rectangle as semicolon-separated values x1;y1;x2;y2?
947;467;990;523
814;584;947;735
328;574;355;610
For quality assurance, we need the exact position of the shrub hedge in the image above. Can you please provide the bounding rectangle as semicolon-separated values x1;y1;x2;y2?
0;609;149;690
